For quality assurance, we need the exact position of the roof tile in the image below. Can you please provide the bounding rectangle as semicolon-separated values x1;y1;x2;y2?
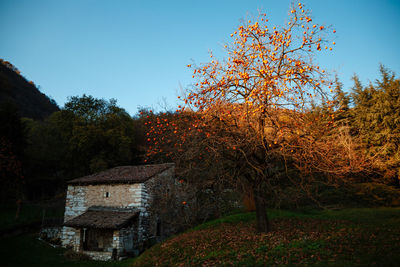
67;163;174;185
64;206;139;229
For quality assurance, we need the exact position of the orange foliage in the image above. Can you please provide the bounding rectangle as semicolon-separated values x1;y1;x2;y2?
146;2;336;163
142;3;368;233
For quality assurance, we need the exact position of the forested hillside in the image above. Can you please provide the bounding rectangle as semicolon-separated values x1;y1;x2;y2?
0;59;59;120
0;60;144;204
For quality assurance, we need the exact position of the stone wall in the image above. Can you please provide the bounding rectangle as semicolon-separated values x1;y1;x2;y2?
64;185;88;222
83;251;113;261
40;226;63;241
62;183;144;250
61;164;176;259
119;224;138;254
61;226;80;249
63;183;143;222
143;165;177;240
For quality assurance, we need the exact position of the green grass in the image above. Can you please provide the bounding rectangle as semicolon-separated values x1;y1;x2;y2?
192;207;400;230
0;234;134;267
0;203;64;232
133;207;400;266
0;203;128;266
1;207;399;266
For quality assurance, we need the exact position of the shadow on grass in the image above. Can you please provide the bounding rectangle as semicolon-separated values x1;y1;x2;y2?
0;234;134;267
192;207;400;231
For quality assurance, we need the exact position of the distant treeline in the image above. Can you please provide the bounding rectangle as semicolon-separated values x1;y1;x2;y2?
1;95;145;201
0;62;399;209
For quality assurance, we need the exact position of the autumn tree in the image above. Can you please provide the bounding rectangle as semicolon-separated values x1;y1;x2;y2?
143;109;236;228
146;3;367;232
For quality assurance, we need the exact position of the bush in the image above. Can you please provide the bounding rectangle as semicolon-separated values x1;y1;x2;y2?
264;182;400;210
353;183;400;206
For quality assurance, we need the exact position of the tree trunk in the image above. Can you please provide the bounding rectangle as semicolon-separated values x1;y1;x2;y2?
253;188;270;233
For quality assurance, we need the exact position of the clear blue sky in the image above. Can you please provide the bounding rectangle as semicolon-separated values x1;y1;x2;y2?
1;0;399;115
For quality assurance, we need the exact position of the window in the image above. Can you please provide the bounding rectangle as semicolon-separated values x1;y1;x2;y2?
105;192;110;198
156;219;162;236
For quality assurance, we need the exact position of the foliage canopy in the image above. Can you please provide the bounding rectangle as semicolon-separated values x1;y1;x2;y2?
146;3;348;232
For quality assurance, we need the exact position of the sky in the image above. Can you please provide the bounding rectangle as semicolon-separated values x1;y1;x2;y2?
1;0;400;116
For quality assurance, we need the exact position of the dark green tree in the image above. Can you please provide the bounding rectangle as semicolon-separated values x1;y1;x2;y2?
351;66;400;185
333;75;350;112
331;76;352;128
61;95;140;175
0;101;25;216
24;95;143;199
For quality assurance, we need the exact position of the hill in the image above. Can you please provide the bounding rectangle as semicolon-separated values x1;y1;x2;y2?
0;59;59;120
133;208;400;266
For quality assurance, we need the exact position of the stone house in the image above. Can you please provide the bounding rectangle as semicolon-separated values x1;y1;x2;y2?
61;163;175;260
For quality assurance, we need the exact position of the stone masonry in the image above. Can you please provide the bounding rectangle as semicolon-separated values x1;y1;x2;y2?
61;163;175;260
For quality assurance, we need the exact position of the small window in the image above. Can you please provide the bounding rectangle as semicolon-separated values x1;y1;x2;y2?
105;192;110;198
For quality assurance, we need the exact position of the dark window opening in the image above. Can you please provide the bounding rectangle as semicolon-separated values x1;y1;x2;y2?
156;220;161;237
105;192;110;198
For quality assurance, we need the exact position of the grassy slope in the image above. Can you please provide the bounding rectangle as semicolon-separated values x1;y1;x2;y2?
133;208;400;266
0;234;135;267
1;208;398;266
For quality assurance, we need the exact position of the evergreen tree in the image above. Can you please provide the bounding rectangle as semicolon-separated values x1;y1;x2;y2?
333;76;351;127
351;66;400;184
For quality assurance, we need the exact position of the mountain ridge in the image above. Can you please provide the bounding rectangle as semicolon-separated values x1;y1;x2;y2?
0;59;59;120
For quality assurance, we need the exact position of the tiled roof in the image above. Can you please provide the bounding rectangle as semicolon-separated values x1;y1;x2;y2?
63;206;139;229
67;163;174;185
